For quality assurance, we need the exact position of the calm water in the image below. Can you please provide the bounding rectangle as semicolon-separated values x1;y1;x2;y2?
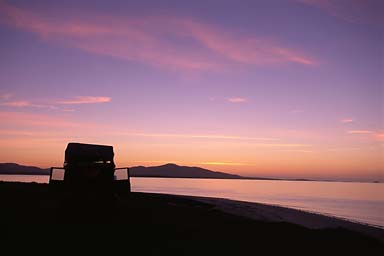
1;175;383;228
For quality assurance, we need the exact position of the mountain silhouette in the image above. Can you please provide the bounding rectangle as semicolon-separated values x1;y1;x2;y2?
0;163;50;175
0;162;243;179
130;163;243;179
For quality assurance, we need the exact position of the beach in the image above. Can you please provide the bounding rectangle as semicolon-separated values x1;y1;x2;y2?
187;196;384;241
2;181;383;255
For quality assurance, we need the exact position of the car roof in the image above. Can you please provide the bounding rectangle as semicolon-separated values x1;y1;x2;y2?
65;142;114;163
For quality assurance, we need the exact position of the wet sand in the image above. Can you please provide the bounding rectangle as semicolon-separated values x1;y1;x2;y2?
1;181;383;255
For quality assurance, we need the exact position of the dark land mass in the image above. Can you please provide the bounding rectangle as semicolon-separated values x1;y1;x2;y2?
130;163;244;179
1;181;383;255
0;163;50;175
0;162;249;179
0;162;381;183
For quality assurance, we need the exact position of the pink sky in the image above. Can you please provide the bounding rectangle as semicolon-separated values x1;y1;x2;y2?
0;0;382;181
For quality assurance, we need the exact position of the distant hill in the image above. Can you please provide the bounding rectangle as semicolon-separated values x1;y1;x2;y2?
2;163;379;183
130;163;244;179
0;163;50;175
0;162;243;179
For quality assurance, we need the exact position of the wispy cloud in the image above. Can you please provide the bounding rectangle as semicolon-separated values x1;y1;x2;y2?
199;162;249;166
0;93;110;108
57;96;111;104
0;95;52;108
275;149;313;153
347;130;374;134
0;93;48;109
227;97;247;103
0;93;12;100
0;111;87;128
327;147;360;152
296;0;383;24
341;118;354;123
0;2;316;71
0;100;52;109
256;143;310;148
115;131;312;148
347;130;384;142
376;133;384;141
119;132;279;141
289;109;304;114
0;101;32;107
0;129;35;136
184;20;316;66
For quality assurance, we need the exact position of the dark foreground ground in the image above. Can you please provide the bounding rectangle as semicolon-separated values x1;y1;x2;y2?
1;182;383;255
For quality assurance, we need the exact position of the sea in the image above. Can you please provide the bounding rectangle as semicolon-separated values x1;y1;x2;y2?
1;175;383;228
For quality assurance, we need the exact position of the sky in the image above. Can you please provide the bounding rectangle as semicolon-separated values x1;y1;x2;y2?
0;0;382;181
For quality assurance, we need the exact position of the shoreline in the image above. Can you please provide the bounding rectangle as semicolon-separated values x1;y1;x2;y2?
177;194;384;241
0;173;382;183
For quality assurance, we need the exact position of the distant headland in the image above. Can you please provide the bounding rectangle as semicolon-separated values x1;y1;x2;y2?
0;163;381;183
